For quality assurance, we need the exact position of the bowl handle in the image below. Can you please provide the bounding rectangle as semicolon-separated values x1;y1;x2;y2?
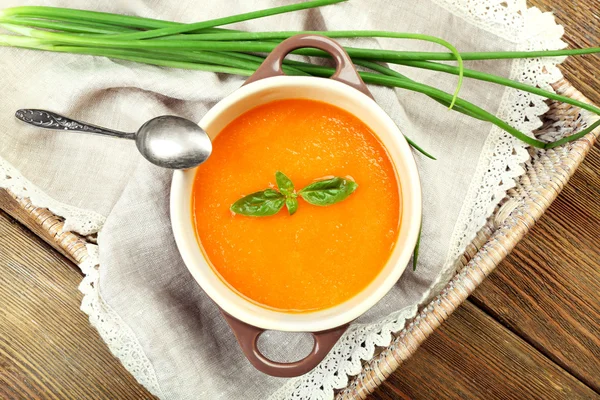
221;311;348;377
243;34;374;100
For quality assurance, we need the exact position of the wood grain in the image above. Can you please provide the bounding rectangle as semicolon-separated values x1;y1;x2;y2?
0;209;154;400
466;0;600;394
371;302;599;400
469;145;600;391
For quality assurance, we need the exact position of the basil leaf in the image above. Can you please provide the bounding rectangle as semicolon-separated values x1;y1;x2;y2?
230;189;285;217
275;171;294;196
286;197;299;215
299;177;358;206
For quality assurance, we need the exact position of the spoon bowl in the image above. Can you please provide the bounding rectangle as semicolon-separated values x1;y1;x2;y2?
136;116;213;170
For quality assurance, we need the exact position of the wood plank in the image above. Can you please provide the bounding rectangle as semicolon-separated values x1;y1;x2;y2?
370;302;599;400
469;143;600;392
0;209;155;400
528;0;600;106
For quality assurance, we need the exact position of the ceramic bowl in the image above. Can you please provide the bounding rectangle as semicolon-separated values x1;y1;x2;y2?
170;35;421;377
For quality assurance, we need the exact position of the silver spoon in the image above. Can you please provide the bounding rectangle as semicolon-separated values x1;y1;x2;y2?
15;109;212;170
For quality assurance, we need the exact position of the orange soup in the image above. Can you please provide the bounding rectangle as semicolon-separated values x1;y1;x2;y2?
192;99;401;312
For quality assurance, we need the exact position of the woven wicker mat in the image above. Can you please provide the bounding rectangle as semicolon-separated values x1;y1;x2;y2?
1;78;598;399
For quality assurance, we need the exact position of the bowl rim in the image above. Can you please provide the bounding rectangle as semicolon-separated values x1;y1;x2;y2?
170;75;422;332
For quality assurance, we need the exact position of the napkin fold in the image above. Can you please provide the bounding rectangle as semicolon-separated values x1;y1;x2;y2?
0;0;565;398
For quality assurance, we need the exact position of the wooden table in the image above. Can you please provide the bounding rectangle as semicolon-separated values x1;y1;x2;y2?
1;1;599;399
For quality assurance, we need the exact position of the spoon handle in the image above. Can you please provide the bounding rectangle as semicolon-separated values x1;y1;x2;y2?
15;109;135;140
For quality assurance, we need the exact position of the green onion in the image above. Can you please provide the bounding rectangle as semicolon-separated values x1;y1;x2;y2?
0;16;134;34
287;62;595;149
0;8;239;36
34;42;258;76
353;59;484;121
5;36;593;150
413;223;422;271
158;30;464;109
3;5;598;61
544;119;600;149
0;6;201;30
388;59;600;115
314;47;600;62
371;48;600;61
401;135;437;160
104;0;347;40
0;3;598;154
0;23;464;107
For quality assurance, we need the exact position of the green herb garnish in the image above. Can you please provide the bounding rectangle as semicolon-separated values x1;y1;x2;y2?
231;172;358;217
285;197;299;216
229;188;285;217
299;177;358;206
275;170;294;196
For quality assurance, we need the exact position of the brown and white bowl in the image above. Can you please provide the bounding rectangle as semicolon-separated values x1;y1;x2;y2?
170;35;422;377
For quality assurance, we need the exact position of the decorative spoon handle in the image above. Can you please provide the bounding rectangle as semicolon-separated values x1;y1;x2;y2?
15;109;135;139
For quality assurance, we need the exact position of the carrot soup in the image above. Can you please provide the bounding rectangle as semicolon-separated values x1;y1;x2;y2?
191;99;401;312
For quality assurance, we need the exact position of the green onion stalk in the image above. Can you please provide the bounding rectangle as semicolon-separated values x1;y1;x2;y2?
0;3;597;129
3;31;598;152
0;0;347;32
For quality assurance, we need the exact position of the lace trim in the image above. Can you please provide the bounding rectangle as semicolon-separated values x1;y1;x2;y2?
430;0;566;44
443;6;566;274
0;157;105;236
79;245;164;397
271;1;566;399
